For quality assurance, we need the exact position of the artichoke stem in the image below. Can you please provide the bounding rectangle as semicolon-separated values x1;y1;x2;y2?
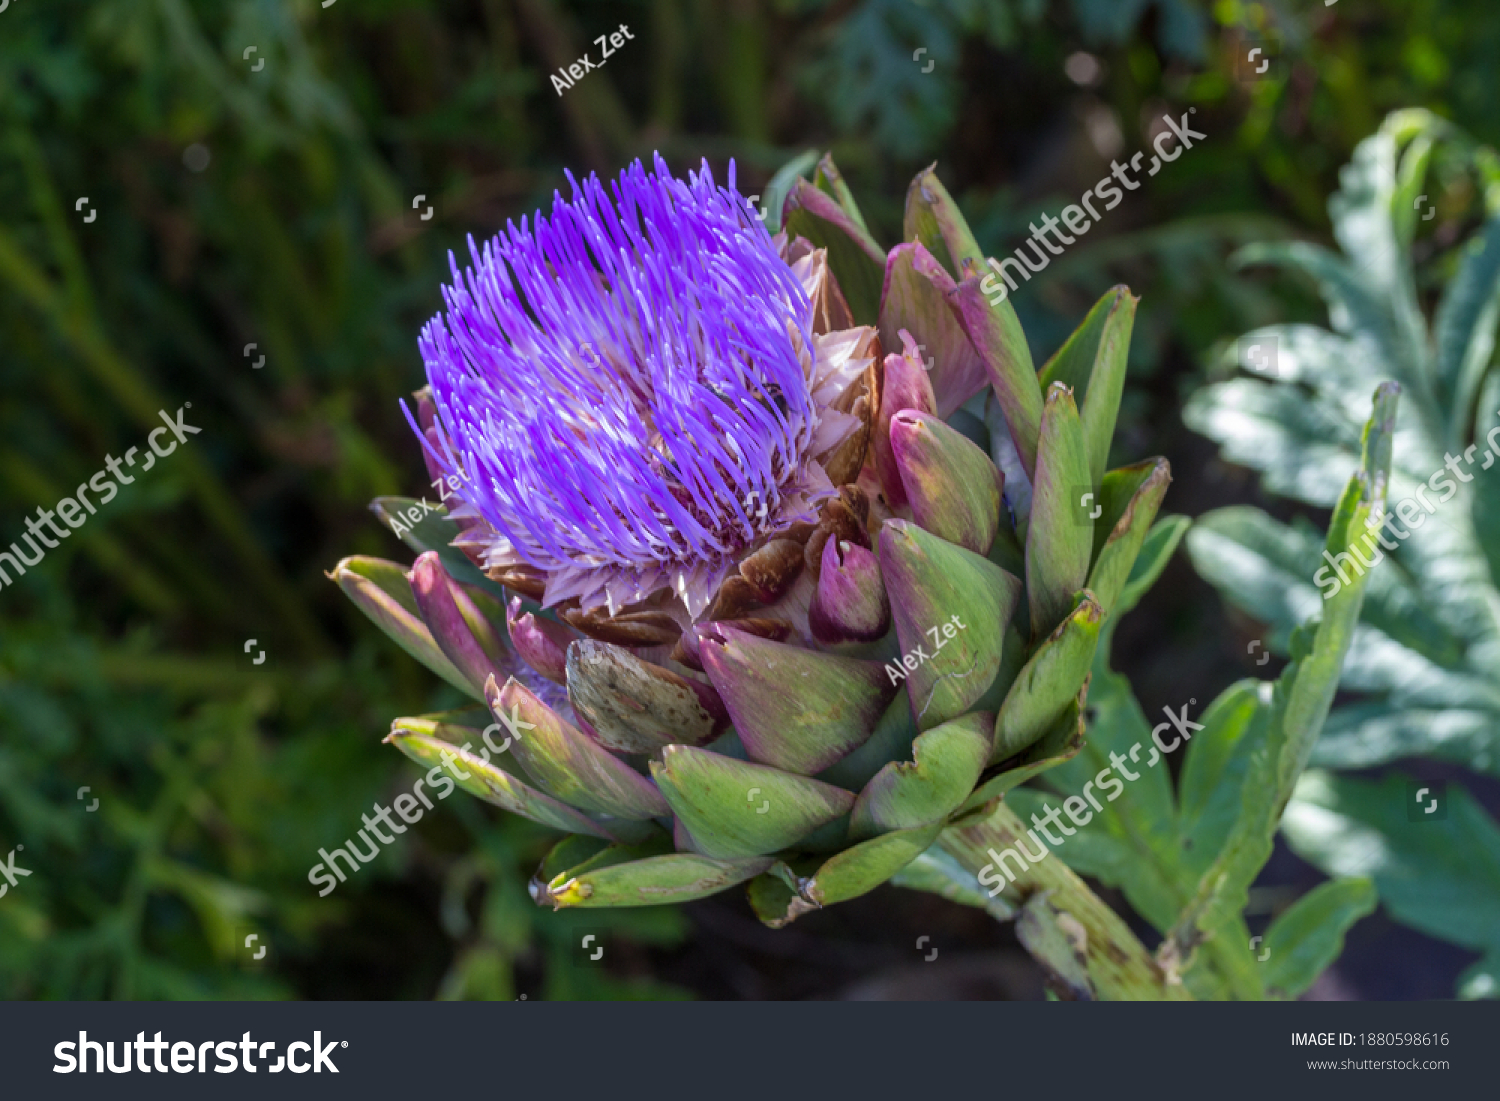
938;803;1192;1001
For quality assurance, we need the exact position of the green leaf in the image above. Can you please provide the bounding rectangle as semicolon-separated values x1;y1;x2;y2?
1162;386;1398;975
889;846;1017;921
1022;666;1183;932
783;178;885;324
1185;506;1471;688
1086;459;1172;619
759;149;820;234
1434;217;1500;443
1260;878;1378;998
1025;667;1266;1000
1110;514;1190;623
1183;379;1363;509
1311;702;1500;778
1232;242;1409;398
1283;770;1500;998
1173;683;1265;878
1187;122;1500;988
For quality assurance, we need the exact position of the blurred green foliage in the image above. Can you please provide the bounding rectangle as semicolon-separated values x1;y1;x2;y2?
1;0;1495;998
1183;108;1500;996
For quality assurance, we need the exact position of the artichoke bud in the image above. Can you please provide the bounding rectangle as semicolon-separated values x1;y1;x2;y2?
333;155;1170;925
809;538;891;644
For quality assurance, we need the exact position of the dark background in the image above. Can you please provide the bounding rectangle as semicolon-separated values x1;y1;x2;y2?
1;0;1496;1000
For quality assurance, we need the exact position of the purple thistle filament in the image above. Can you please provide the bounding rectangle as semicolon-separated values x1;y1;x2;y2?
412;156;820;598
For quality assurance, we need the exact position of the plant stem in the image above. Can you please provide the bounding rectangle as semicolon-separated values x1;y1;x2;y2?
939;803;1191;1000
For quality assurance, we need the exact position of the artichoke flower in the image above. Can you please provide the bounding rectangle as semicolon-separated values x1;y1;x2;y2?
331;153;1171;925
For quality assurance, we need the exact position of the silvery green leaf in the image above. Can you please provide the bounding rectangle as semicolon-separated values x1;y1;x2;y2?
1282;770;1500;999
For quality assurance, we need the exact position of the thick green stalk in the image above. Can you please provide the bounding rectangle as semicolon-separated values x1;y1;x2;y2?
939;803;1191;1000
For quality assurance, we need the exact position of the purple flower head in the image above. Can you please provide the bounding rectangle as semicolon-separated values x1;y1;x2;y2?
412;155;867;618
